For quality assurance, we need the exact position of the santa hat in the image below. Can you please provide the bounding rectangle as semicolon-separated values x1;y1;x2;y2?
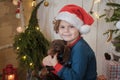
55;4;94;34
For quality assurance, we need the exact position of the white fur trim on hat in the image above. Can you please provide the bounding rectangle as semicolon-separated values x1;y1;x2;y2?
80;25;90;34
55;12;90;34
55;12;83;28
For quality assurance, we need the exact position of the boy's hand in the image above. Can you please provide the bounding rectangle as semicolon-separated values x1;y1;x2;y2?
49;54;58;66
42;55;52;66
42;54;58;66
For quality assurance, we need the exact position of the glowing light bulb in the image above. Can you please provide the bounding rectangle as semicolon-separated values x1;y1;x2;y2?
29;63;33;66
36;27;39;30
8;74;15;80
19;38;21;40
93;12;100;19
22;56;27;60
17;47;19;50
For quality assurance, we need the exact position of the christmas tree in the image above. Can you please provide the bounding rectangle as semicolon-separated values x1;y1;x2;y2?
100;2;120;52
13;0;49;77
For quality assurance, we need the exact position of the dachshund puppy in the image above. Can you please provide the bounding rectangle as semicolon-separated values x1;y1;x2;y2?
39;39;71;80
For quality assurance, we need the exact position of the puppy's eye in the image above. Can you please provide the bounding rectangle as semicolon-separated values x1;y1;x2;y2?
55;46;58;49
54;46;60;51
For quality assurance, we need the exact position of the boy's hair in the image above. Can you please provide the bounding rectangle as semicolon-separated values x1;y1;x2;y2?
53;20;61;33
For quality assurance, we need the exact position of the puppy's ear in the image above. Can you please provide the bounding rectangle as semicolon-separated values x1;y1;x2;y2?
62;46;71;63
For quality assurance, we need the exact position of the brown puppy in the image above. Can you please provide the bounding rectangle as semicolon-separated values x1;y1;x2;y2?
48;39;70;64
40;39;71;80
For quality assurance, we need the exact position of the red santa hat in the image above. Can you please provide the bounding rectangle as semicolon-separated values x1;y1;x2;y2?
55;4;94;34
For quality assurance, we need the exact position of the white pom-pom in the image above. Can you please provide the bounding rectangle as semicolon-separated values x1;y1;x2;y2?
116;21;120;29
80;25;90;34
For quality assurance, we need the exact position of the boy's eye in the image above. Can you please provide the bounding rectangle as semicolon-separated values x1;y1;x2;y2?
59;25;74;29
59;26;65;28
69;26;74;28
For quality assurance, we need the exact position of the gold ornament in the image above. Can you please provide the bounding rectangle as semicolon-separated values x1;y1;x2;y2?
44;1;49;7
107;30;113;42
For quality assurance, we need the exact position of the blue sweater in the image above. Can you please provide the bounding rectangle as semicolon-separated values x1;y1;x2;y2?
57;38;97;80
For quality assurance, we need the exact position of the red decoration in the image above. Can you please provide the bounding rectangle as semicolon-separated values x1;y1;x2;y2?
17;1;21;7
15;8;20;19
2;64;18;80
16;8;20;13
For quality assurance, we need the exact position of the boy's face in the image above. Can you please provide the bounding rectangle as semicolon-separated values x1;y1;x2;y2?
58;20;80;43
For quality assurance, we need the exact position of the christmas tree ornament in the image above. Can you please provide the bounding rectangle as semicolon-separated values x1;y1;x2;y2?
16;13;20;19
16;26;23;33
106;30;113;42
32;0;36;7
104;8;114;19
17;0;21;7
16;8;21;19
12;0;18;5
100;2;120;53
44;0;49;7
116;21;120;29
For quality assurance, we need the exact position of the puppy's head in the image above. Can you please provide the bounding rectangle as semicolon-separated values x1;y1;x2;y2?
47;39;66;56
48;39;70;64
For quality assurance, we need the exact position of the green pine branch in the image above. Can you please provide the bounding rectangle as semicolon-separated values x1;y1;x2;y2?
100;2;120;52
106;2;120;7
